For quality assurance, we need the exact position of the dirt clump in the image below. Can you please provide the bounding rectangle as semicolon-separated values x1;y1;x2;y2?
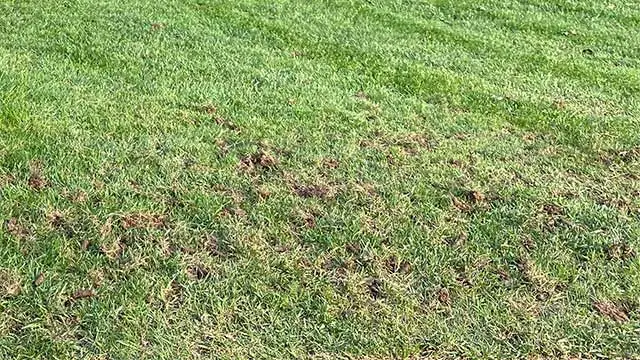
100;239;126;260
386;255;411;274
163;280;185;308
72;289;96;300
0;270;22;298
28;170;48;190
346;243;362;256
33;272;45;287
121;213;167;230
322;158;340;169
240;150;278;171
542;203;564;216
150;23;165;30
606;242;636;261
438;287;451;305
5;218;29;238
187;265;211;280
467;190;486;204
593;300;630;323
367;278;383;300
293;184;333;199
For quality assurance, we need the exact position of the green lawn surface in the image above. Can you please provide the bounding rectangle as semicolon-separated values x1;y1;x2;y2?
1;0;639;358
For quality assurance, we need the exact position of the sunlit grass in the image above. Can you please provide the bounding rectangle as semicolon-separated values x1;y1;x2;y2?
1;0;639;358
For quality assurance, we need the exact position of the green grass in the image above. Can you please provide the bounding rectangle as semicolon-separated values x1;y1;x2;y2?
1;0;639;358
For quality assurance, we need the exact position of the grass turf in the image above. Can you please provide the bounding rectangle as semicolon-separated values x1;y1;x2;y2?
1;0;639;358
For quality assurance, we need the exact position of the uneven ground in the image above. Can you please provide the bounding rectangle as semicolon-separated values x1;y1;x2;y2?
1;0;639;358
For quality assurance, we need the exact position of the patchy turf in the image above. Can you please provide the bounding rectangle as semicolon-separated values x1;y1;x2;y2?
1;0;639;358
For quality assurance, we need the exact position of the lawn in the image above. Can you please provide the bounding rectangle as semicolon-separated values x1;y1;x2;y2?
1;0;639;358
